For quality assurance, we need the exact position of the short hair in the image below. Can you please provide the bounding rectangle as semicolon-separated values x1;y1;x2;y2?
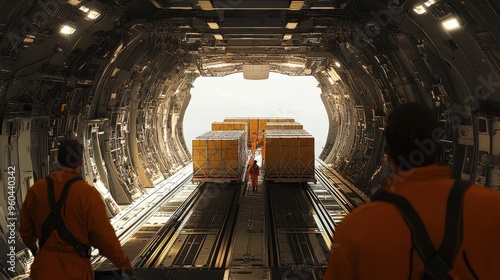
385;102;441;171
254;160;257;163
58;139;84;168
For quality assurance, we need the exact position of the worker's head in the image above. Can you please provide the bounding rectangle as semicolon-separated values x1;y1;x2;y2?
254;160;257;164
384;102;442;172
58;139;84;169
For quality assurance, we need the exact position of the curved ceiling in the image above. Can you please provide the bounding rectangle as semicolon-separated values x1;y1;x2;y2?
1;0;499;209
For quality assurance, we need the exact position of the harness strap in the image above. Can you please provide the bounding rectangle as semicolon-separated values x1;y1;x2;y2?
437;180;470;266
372;191;436;262
371;180;471;279
40;176;91;258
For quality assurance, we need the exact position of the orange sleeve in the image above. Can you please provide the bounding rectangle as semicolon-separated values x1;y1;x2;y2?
19;188;37;249
86;188;131;270
323;217;358;280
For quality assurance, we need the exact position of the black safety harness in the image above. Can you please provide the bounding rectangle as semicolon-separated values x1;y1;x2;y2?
40;176;92;258
371;180;471;280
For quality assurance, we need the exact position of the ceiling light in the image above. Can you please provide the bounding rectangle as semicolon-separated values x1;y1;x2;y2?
198;0;213;10
79;5;89;13
424;0;437;7
23;36;35;43
283;34;292;40
285;22;298;29
79;5;100;20
335;61;341;68
328;68;341;82
168;6;192;9
59;25;76;35
413;5;427;14
207;22;219;29
289;1;304;10
442;17;461;31
282;63;303;68
149;0;162;8
213;34;223;40
206;63;234;69
68;0;82;6
310;2;335;9
86;10;100;20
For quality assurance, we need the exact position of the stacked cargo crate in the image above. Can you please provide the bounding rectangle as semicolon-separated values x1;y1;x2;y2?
192;130;247;183
262;122;303;159
264;129;315;183
265;122;303;130
211;121;248;147
224;117;295;145
256;118;296;145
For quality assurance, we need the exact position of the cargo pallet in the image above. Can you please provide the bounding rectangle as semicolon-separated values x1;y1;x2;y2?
192;130;248;184
264;129;315;183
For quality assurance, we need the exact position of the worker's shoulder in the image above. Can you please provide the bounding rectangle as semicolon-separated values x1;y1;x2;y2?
73;178;93;187
352;199;398;215
339;200;398;225
333;200;401;239
71;178;97;192
69;179;103;204
466;183;500;203
27;178;48;196
49;173;96;192
30;177;47;188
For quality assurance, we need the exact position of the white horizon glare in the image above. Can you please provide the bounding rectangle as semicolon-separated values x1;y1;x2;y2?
183;72;328;156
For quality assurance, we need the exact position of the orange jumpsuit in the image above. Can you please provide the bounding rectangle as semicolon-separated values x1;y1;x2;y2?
20;168;132;279
249;164;260;190
323;165;500;280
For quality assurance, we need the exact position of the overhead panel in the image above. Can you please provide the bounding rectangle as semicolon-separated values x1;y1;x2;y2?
148;0;351;57
310;2;336;9
243;64;270;80
198;0;295;10
289;0;305;10
207;22;219;29
285;22;299;29
149;0;162;8
67;0;82;6
198;0;214;10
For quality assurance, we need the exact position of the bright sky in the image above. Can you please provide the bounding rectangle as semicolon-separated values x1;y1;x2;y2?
183;72;328;156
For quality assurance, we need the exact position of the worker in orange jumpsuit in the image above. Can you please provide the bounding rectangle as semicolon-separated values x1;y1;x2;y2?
323;103;500;279
251;138;258;153
20;139;134;280
248;160;260;191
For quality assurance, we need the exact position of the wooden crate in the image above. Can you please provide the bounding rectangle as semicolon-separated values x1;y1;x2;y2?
211;122;248;146
192;131;247;182
224;117;295;144
223;118;257;143
264;129;315;182
258;118;295;143
266;122;303;130
212;121;248;132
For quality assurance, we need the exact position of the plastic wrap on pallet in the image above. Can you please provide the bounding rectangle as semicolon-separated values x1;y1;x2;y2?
265;122;303;130
211;122;248;132
223;117;295;143
192;130;247;182
211;122;248;142
264;129;315;182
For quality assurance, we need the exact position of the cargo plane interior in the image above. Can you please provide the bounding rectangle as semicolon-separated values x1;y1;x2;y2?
0;0;499;279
